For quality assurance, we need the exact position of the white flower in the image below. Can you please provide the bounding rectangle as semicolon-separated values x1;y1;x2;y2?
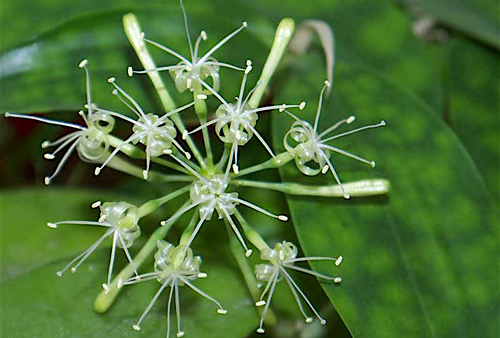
128;0;246;95
184;60;306;173
160;153;288;257
119;241;227;337
254;241;343;334
47;201;141;291
93;77;194;179
4;59;115;185
283;80;386;199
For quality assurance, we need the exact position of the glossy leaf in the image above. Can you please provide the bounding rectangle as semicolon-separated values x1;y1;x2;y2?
448;36;499;201
1;189;259;338
0;8;266;113
399;0;500;49
272;55;498;337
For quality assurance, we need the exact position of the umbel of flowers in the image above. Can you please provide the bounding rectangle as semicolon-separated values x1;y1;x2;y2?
3;0;388;336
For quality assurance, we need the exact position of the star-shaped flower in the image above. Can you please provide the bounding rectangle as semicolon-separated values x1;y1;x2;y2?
283;80;386;199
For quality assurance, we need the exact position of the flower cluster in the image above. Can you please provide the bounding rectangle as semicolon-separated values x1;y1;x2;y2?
4;0;388;336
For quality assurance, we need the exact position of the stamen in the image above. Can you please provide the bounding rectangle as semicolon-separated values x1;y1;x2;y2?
197;22;248;64
321;151;350;199
320;144;376;168
134;277;172;332
321;120;386;143
227;196;285;220
318;115;356;139
178;276;226;313
107;78;148;121
4;112;86;130
221;209;251;255
95;132;144;175
142;37;192;65
313;81;330;133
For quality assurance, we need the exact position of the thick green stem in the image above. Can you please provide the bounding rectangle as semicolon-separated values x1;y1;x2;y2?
138;185;191;217
248;18;295;108
122;13;206;168
106;155;193;184
233;151;293;177
179;212;199;246
233;210;270;252
94;214;181;313
193;92;213;164
230;178;391;197
224;220;276;326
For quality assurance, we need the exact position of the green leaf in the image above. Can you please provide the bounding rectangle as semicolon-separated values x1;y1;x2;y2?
0;8;267;113
448;37;500;201
0;189;136;280
1;188;259;337
1;251;257;338
400;0;500;50
272;54;498;337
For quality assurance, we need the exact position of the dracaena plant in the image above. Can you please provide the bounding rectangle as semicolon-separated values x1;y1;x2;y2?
3;0;390;337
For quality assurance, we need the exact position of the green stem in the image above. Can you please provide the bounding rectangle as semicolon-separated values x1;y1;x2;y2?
138;185;191;217
193;92;213;165
106;155;194;184
122;13;206;169
216;144;231;171
248;18;295;108
94;215;180;313
233;152;293;177
230;178;391;197
233;210;270;252
224;219;276;326
179;212;199;246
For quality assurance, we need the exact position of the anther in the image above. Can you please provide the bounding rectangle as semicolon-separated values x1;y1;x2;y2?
335;256;343;266
324;80;331;87
139;32;145;39
182;130;188;140
142;170;149;180
197;273;207;278
201;30;207;40
163;149;173;155
94;168;101;176
99;215;107;223
197;94;207;100
133;325;141;331
217;309;228;315
127;66;134;77
343;193;351;200
177;332;185;338
44;153;55;160
91;201;101;209
245;250;253;257
41;141;50;148
320;319;327;325
321;165;329;174
112;89;118;95
278;215;288;221
44;177;51;185
347;115;356;124
78;59;88;68
56;271;63;277
102;283;110;293
299;101;306;110
160;220;167;226
334;277;342;283
380;120;386;126
70;267;77;273
185;152;192;160
305;317;313;323
370;161;376;168
242;21;248;28
255;300;266;307
256;328;265;334
47;222;57;229
107;77;116;83
232;164;239;174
